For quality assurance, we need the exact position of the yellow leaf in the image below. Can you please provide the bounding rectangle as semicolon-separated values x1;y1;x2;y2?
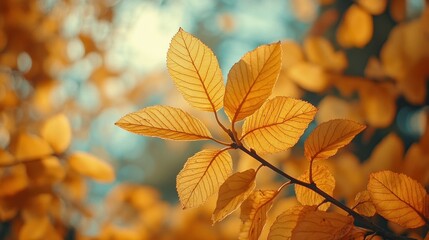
295;164;335;211
166;28;224;112
304;119;366;162
177;149;233;209
357;0;387;15
0;165;28;197
116;105;213;141
280;41;304;70
336;4;373;48
268;205;315;240
360;83;397;128
40;114;72;153
303;36;347;72
213;169;256;223
239;190;278;240
14;133;53;161
19;215;51;240
68;152;115;182
353;190;376;217
241;97;316;154
224;42;282;123
368;171;428;228
292;210;354;240
288;62;330;92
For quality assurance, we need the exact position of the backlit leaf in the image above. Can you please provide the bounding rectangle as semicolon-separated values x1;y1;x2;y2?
239;190;278;240
224;42;282;123
368;171;428;228
291;209;354;239
304;119;366;161
41;114;72;153
268;205;315;240
116;105;213;141
336;4;373;48
241;96;316;154
295;164;335;211
213;169;256;223
14;133;53;161
68;152;115;183
353;190;376;217
303;36;347;72
280;41;304;70
167;28;224;112
177;149;233;209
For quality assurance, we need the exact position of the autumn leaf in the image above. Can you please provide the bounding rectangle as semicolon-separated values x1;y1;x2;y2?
116;105;213;141
295;164;335;211
288;62;330;93
68;152;115;183
241;96;316;154
291;209;354;240
303;36;347;72
357;0;387;15
304;119;366;162
353;190;376;217
166;28;224;112
176;149;232;209
336;4;373;48
239;190;278;240
368;171;428;228
213;169;256;223
14;133;53;161
41;114;72;154
224;42;282;123
268;205;312;240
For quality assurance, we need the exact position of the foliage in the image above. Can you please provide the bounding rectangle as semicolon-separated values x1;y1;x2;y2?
116;28;429;239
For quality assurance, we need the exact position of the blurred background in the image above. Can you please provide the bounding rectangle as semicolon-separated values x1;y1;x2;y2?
0;0;428;239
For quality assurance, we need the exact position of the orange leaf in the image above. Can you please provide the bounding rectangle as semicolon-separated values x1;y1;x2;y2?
213;169;256;223
68;152;115;183
353;190;376;217
116;105;212;141
176;149;232;209
336;4;373;48
357;0;387;15
268;205;315;240
280;41;304;70
304;119;366;162
224;42;282;123
303;36;347;72
241;97;316;154
0;165;28;197
368;171;428;228
239;190;278;240
41;114;72;153
14;133;53;161
295;164;335;211
291;209;354;240
288;62;330;92
166;28;224;112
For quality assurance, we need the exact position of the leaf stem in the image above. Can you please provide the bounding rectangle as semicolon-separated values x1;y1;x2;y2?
237;145;414;240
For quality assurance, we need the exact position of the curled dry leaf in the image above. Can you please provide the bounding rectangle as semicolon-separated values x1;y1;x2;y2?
116;105;213;141
224;42;282;123
68;152;115;183
213;169;256;223
291;209;354;240
241;97;317;154
177;149;233;209
41;114;72;154
336;4;373;48
295;164;335;211
368;171;428;228
353;190;376;217
167;28;224;112
304;119;366;162
239;190;278;240
14;133;53;161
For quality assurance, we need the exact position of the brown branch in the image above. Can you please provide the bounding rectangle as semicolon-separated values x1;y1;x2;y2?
236;145;414;240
